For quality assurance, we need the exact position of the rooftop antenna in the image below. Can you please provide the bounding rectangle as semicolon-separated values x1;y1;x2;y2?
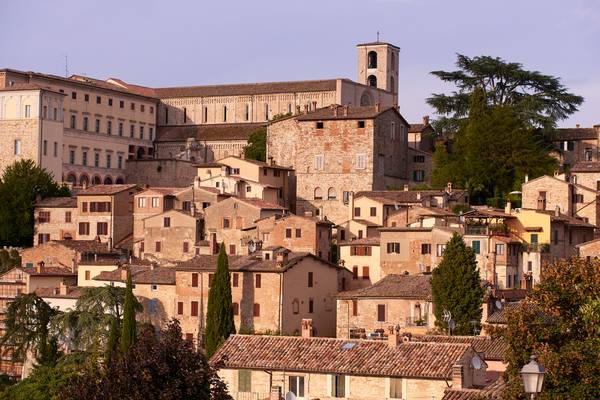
376;30;380;42
64;54;69;78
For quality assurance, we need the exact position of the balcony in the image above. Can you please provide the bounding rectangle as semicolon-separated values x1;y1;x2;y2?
522;243;550;253
465;223;509;236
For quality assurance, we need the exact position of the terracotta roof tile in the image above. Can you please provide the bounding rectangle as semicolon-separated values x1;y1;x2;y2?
411;335;507;361
443;378;506;400
20;266;76;277
94;265;174;285
338;237;381;246
486;302;521;325
337;274;432;300
296;105;397;121
77;184;139;196
211;335;471;379
155;123;264;143
571;161;600;173
53;239;110;254
235;197;286;210
154;79;338;99
35;197;77;208
554;127;597;141
35;285;84;299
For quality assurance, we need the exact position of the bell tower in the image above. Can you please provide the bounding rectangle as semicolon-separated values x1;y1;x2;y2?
357;40;400;104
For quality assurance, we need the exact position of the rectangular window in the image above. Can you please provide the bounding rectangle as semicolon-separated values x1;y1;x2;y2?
96;222;108;235
417;244;430;255
362;266;370;279
131;102;135;111
177;302;183;315
78;222;90;235
253;303;260;317
118;155;123;169
352;299;358;316
245;104;250;121
140;126;144;139
130;125;134;138
255;274;261;288
71;91;77;100
85;270;91;280
137;197;146;208
38;233;50;244
82;151;88;166
82;202;88;212
191;301;198;316
238;370;251;392
289;376;305;398
412;170;426;182
84;94;89;102
531;234;538;245
191;273;199;287
107;121;112;135
14;139;21;155
436;244;446;256
370;207;376;217
358;120;365;128
413;155;426;163
352;266;358;280
149;127;154;140
38;211;50;223
83;117;88;131
222;218;230;229
308;298;314;313
65;211;71;223
295;228;302;238
387;242;400;254
232;273;239;287
106;154;111;169
96;96;101;104
69;150;75;164
53;142;58;157
229;244;236;254
163;217;171;228
53;108;57;120
70;114;76;129
155;241;161;252
495;243;504;255
314;154;324;171
333;375;346;398
108;98;113;106
471;240;481;254
308;272;313;287
316;121;324;129
390;378;402;398
183;242;189;253
141;104;145;112
118;122;123;136
377;304;386;322
356;154;366;170
286;228;292;238
24;104;31;117
527;261;533;272
43;140;47;156
94;153;99;167
87;201;111;213
354;207;361;217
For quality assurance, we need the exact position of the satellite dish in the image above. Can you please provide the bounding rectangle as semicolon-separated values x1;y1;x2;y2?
472;356;482;370
248;240;256;253
495;300;503;310
285;392;296;400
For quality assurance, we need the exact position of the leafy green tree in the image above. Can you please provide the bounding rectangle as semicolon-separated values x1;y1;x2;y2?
244;127;266;162
431;88;556;203
205;243;235;358
499;258;600;400
427;54;583;134
119;271;137;352
431;142;455;188
430;233;484;335
62;320;232;400
0;160;70;247
0;294;56;361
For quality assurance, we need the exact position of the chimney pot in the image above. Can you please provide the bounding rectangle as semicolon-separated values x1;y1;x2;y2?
301;318;313;338
423;115;430;125
343;105;348;116
576;123;581;128
387;325;401;347
312;101;317;110
403;184;409;191
504;201;512;215
375;102;381;113
59;280;68;296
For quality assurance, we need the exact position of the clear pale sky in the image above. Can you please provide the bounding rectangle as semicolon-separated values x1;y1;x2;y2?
1;0;598;127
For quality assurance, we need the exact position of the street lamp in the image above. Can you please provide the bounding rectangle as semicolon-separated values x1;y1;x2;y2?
520;355;545;399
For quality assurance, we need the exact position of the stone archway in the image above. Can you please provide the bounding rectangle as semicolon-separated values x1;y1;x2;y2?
360;90;373;106
79;174;90;187
92;175;102;185
103;176;113;184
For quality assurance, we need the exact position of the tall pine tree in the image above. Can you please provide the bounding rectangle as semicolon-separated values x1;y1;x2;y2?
119;270;137;352
205;243;235;358
431;233;484;335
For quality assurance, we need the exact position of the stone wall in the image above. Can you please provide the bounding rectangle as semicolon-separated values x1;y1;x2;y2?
125;159;197;187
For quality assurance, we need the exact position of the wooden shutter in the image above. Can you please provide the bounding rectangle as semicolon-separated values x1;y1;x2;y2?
191;301;198;316
191;273;198;287
177;302;183;315
377;304;385;322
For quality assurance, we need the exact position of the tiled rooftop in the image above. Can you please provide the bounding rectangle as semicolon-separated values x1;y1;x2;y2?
35;196;77;208
337;274;432;300
155;123;264;143
77;184;139;196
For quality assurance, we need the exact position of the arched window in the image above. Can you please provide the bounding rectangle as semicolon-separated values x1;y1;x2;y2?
63;233;73;240
328;187;337;200
79;174;89;187
390;76;395;92
367;75;377;87
92;175;101;185
66;173;77;185
264;104;269;121
103;176;113;185
360;91;372;106
292;299;299;314
223;106;227;122
314;187;323;200
137;147;145;159
115;176;125;184
368;51;377;68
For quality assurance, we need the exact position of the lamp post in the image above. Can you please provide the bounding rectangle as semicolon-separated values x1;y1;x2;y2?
520;355;545;399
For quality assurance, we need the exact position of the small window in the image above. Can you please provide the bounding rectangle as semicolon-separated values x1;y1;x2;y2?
377;304;385;322
233;302;239;316
390;378;402;398
232;273;239;287
14;139;22;155
96;96;101;104
229;244;236;254
314;155;324;171
308;272;313;287
191;273;198;287
108;98;113;106
308;298;314;313
222;218;231;229
352;299;358;316
387;242;400;254
316;121;324;129
84;94;89;102
253;303;260;317
151;284;158;292
177;302;184;315
354;207;361;217
155;241;161;252
191;301;198;316
71;91;77;99
356;154;366;170
314;187;323;200
255;274;261;288
362;266;370;279
421;243;431;254
352;266;358;280
295;228;302;238
183;242;189;253
472;240;481;254
238;370;251;392
327;187;337;200
495;243;504;255
286;228;292;238
436;244;446;256
370;207;376;217
357;120;365;128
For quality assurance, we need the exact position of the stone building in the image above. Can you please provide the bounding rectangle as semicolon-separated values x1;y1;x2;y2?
571;161;600;191
552;125;600;169
0;69;157;185
336;274;435;338
268;105;411;224
20;239;110;272
125;159;198;187
338;237;382;285
211;329;487;400
33;196;78;245
408;116;436;152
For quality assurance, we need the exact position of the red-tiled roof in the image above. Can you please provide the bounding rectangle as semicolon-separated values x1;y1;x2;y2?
443;378;506;400
0;83;65;95
35;285;84;299
554;127;597;141
571;161;600;173
35;197;77;208
236;197;286;210
93;265;174;285
52;239;110;254
154;79;338;99
356;189;464;204
211;335;471;379
338;237;381;246
411;335;507;361
296;105;400;121
337;274;432;300
155;123;264;143
77;184;139;196
136;187;181;196
486;302;521;325
20;266;76;277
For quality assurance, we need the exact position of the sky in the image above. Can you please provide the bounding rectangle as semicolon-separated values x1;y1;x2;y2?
1;0;599;127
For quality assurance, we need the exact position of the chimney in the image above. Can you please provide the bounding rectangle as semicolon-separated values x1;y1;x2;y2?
403;184;409;191
295;105;301;115
120;268;128;281
416;192;421;200
268;156;275;166
59;280;68;296
333;106;338;117
555;205;560;216
343;105;348;116
504;200;512;215
301;319;313;338
387;325;401;348
303;104;309;114
452;364;464;389
576;123;581;128
312;101;317;110
375;102;381;113
348;191;355;222
276;251;288;266
423;115;430;126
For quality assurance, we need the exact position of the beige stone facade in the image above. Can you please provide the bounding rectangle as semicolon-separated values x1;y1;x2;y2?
33;197;77;245
125;159;198;187
268;106;411;224
552;126;600;169
0;70;157;186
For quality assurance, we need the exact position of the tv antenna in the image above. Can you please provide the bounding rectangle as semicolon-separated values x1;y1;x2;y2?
64;54;69;78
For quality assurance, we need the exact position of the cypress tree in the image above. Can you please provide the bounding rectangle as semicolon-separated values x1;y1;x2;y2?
120;270;137;352
205;243;235;358
431;233;484;335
